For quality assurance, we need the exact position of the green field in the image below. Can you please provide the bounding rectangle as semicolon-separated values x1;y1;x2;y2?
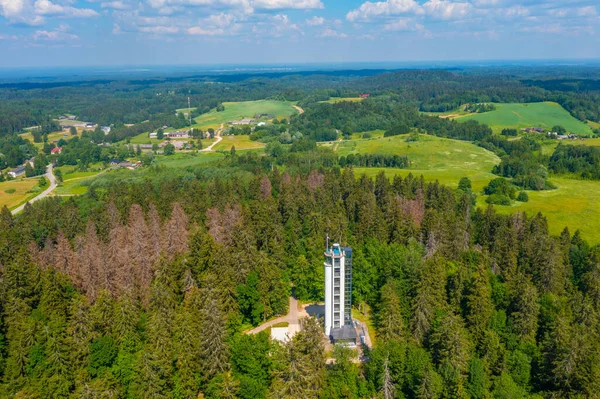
332;134;499;191
20;130;82;149
192;100;298;130
476;177;600;244
154;152;224;168
459;102;594;135
213;135;265;151
321;97;364;104
0;179;42;210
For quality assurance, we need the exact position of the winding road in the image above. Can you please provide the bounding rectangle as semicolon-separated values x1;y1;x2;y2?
200;123;224;152
11;164;57;215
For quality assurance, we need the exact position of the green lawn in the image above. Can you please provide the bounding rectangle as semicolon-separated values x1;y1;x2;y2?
192;100;298;130
332;134;500;191
458;102;594;136
321;97;364;104
213;135;265;151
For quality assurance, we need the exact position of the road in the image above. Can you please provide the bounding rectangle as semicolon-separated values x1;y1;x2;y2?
11;164;57;215
246;297;308;335
293;105;304;115
200;123;223;152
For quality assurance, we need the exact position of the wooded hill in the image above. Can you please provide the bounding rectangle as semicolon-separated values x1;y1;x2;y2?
0;164;598;398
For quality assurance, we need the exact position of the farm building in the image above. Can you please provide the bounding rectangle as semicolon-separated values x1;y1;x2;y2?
149;132;158;139
231;118;254;126
165;131;190;139
101;126;111;134
8;165;26;178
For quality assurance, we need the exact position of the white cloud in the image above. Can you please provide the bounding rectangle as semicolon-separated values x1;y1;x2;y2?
138;25;178;33
305;15;324;26
34;0;99;17
187;12;242;36
101;1;130;9
347;0;420;22
33;23;78;40
422;0;472;21
383;18;423;31
319;28;347;38
252;0;322;10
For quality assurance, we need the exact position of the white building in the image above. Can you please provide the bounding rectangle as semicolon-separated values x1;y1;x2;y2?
324;242;356;343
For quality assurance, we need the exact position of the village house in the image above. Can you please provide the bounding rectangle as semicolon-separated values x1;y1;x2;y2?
149;132;158;139
160;140;186;150
50;147;62;155
101;126;111;134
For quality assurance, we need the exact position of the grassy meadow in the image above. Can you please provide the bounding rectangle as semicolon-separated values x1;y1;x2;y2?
331;134;499;191
458;102;594;135
20;130;81;149
213;135;265;151
0;179;43;210
476;177;600;243
192;100;298;131
153;152;224;168
321;97;365;104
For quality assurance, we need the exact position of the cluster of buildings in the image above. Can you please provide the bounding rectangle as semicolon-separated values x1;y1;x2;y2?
110;160;142;170
149;130;190;139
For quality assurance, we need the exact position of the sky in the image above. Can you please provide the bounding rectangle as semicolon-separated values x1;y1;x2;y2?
0;0;599;67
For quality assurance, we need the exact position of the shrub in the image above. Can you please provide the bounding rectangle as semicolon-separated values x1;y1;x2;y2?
484;178;517;199
362;132;372;139
517;191;529;202
486;194;511;206
4;188;16;194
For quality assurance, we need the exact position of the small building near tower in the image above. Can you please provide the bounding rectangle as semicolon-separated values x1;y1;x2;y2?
324;242;357;345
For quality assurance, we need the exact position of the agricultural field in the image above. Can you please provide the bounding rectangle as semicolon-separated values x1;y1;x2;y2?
458;102;594;136
333;134;499;191
0;178;45;210
192;100;298;131
321;97;364;104
213;135;265;151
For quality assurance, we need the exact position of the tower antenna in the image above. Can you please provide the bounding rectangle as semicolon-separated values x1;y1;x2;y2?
326;234;329;250
188;90;193;134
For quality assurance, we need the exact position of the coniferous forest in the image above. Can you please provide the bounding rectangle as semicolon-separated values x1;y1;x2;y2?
1;163;599;398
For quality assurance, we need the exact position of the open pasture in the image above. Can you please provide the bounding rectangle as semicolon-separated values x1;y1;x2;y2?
477;177;600;244
0;178;44;210
458;102;594;136
332;134;499;191
213;135;265;151
192;100;298;130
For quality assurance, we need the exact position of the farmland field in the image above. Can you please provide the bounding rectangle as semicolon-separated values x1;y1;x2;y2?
0;179;44;210
213;135;265;151
332;134;499;191
192;100;298;130
458;102;594;135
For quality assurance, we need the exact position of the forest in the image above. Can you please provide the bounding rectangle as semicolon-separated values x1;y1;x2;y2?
0;160;599;398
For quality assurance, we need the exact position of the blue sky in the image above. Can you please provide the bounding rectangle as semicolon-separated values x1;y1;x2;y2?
0;0;598;67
